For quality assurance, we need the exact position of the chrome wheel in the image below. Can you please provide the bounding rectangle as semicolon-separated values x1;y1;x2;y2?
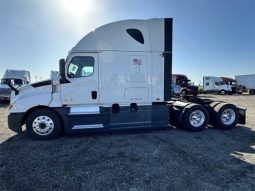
32;116;54;136
189;110;205;127
221;109;235;125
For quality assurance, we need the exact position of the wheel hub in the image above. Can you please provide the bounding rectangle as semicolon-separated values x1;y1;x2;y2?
221;109;235;125
32;116;54;136
39;123;46;129
189;110;205;127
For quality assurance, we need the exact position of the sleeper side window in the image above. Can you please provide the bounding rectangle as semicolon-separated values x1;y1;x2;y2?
126;29;144;44
67;56;94;78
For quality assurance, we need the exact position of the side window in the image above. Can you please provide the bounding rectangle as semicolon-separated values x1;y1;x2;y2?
126;29;144;44
219;81;226;85
67;56;94;78
14;79;23;86
206;82;209;86
215;82;219;86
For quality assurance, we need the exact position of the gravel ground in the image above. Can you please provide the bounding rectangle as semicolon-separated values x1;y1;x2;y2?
0;94;255;191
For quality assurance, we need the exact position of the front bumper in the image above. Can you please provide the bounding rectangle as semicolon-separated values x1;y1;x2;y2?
0;96;10;101
8;112;25;134
0;91;11;101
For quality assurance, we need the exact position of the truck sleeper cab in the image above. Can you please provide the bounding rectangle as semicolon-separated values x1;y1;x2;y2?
8;18;246;140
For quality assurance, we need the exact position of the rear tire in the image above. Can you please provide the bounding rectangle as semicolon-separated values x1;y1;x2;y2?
26;109;62;140
219;90;226;95
182;104;209;132
212;103;239;129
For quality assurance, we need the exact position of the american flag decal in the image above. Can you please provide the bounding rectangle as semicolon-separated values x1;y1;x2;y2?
133;58;142;65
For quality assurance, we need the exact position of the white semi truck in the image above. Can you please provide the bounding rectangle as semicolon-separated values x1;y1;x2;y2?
235;74;255;95
202;76;233;95
0;69;30;101
8;18;246;140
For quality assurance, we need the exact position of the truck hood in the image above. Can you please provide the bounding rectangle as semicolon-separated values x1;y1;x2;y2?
181;84;198;89
17;79;52;94
0;84;11;91
9;79;57;113
11;79;53;104
189;85;198;88
30;79;52;88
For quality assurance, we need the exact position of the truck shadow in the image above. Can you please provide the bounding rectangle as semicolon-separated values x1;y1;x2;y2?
1;125;255;190
235;94;255;96
197;95;216;98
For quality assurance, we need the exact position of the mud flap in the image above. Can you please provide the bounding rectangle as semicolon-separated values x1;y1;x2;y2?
237;107;246;125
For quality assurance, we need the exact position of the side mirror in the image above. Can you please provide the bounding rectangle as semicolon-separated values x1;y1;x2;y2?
59;59;66;79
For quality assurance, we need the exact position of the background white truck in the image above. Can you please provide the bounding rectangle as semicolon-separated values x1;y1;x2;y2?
220;77;244;94
7;18;246;140
203;76;233;95
235;74;255;95
0;70;30;101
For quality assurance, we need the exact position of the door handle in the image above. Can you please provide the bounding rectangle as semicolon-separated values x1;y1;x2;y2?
91;91;97;99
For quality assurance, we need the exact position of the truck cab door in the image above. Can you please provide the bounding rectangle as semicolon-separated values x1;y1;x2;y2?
61;53;99;105
214;81;220;91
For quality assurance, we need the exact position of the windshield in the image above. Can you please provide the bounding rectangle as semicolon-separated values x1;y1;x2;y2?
1;79;24;86
1;79;9;85
219;81;226;85
180;79;192;85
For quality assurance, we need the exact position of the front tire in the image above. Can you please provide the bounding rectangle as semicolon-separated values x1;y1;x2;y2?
219;90;226;95
26;109;62;140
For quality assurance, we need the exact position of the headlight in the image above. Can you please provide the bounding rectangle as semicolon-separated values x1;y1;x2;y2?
8;104;13;110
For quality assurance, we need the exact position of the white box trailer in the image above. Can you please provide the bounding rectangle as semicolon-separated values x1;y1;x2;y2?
7;18;246;140
235;74;255;95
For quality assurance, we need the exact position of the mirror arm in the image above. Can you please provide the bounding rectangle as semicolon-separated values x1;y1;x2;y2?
7;82;19;95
